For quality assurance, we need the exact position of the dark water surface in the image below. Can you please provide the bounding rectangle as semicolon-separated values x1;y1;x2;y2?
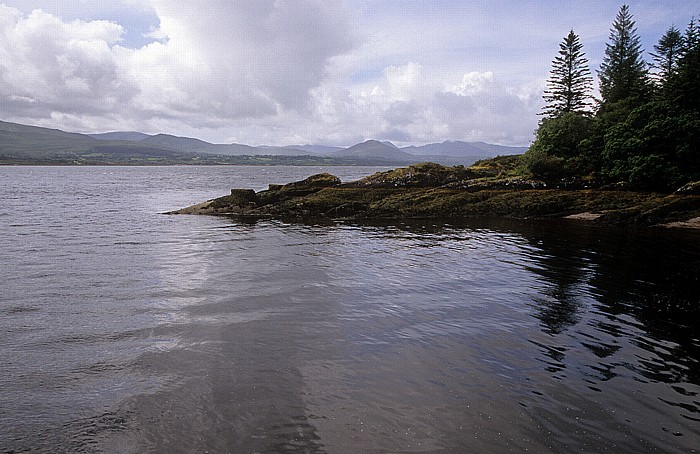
1;166;699;453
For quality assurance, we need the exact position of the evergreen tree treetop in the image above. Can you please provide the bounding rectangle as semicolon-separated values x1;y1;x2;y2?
598;4;650;105
651;25;683;87
541;29;593;117
673;17;700;112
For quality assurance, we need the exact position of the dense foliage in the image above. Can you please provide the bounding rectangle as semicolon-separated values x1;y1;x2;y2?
526;5;700;191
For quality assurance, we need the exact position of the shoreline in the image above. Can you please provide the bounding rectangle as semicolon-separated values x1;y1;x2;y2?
169;163;700;230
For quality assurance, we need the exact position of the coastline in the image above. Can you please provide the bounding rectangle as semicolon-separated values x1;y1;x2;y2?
169;163;700;229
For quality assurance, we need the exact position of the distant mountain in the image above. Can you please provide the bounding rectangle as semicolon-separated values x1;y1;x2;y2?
140;134;309;156
89;131;152;142
55;125;529;162
402;140;527;159
0;120;527;166
0;120;98;158
0;121;208;164
333;140;418;162
280;144;345;154
0;120;96;142
139;133;233;153
251;145;327;156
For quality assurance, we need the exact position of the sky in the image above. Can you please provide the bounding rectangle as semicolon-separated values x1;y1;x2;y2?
0;1;697;147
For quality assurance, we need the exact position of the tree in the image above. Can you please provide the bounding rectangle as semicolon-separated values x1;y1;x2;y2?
542;30;593;117
672;18;700;112
683;17;700;51
598;5;650;106
602;101;700;190
650;25;683;88
525;112;596;181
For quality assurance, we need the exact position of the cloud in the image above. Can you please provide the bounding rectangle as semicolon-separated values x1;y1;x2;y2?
0;2;540;145
0;6;134;118
295;64;539;146
0;2;356;135
141;1;355;112
1;1;695;146
433;83;541;146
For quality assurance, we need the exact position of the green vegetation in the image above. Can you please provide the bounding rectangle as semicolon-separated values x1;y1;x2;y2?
523;5;700;192
598;5;651;106
542;30;593;116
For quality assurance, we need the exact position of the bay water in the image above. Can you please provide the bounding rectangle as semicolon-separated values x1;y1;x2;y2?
1;166;699;453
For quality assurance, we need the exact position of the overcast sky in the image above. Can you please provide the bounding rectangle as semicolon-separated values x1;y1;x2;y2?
0;1;697;146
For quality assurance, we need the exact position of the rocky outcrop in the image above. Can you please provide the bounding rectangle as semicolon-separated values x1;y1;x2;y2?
169;163;700;228
348;162;477;187
675;181;700;195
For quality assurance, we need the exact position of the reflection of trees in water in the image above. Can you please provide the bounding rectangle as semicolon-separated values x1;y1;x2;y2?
515;222;597;337
240;218;700;387
529;272;585;336
514;220;700;386
587;228;700;385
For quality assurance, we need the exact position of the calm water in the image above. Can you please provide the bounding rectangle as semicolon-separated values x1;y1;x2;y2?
1;166;699;453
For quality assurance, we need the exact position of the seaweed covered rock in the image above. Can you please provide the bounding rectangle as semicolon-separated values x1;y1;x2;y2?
351;162;477;188
209;189;260;210
258;172;341;204
287;172;341;189
169;160;700;228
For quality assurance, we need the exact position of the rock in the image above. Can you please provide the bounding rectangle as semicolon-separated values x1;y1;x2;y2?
675;181;700;195
230;189;259;203
351;162;477;188
257;173;342;205
287;172;341;188
209;188;260;210
445;177;546;191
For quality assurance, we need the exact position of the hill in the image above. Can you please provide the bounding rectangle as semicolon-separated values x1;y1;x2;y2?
402;140;527;159
332;140;419;162
0;121;217;164
0;120;527;165
89;131;152;142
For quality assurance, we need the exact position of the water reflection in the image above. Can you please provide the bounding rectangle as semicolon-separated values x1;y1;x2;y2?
333;218;700;443
8;183;699;453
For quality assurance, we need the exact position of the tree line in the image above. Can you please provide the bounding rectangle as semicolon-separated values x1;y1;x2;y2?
525;4;700;191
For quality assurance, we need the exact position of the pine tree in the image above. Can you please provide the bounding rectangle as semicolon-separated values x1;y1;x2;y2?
650;25;683;87
598;4;650;105
673;18;700;111
541;30;593;117
683;17;700;50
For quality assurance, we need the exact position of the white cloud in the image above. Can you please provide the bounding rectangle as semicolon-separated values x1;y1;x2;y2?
121;0;356;125
449;72;494;96
0;2;356;136
0;1;697;146
0;6;134;117
288;65;539;147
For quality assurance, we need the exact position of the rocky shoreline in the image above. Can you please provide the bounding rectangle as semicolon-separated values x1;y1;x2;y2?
169;163;700;229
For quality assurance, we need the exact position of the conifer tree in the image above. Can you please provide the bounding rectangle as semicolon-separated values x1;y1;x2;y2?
683;17;700;50
650;25;683;87
598;5;650;105
674;18;700;111
541;30;593;117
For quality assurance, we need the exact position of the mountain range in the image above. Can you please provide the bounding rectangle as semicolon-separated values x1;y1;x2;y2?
0;120;527;165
